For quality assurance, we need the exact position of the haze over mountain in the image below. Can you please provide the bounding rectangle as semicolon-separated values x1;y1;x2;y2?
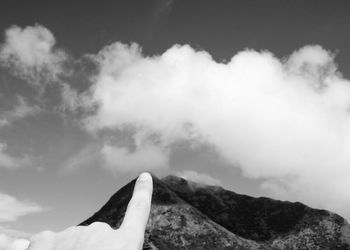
81;175;350;249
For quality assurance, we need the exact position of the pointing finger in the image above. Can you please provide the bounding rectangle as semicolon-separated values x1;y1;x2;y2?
120;172;153;238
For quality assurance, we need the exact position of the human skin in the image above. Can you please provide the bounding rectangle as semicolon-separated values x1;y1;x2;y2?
27;172;153;250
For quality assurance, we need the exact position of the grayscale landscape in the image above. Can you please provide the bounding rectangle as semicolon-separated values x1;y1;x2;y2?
0;0;350;249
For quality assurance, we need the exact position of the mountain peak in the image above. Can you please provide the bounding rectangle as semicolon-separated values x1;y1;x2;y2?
80;174;350;249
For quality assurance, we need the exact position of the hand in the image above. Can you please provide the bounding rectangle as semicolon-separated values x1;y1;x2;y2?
27;172;153;250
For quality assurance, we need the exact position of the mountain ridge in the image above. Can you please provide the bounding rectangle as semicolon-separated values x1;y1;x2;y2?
80;175;350;249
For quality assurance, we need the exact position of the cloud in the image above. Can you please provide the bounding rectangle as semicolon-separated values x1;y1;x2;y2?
60;144;101;173
155;0;175;17
0;24;67;88
0;24;89;114
61;139;169;174
145;0;176;40
177;170;222;186
1;24;350;219
0;96;38;169
0;96;39;127
0;234;29;250
101;143;169;173
0;192;44;223
80;42;350;219
0;200;34;250
0;143;32;169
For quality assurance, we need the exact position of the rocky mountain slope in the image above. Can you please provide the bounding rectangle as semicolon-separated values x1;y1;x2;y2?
80;175;350;249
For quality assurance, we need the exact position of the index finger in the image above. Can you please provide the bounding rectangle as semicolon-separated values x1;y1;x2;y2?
120;172;153;237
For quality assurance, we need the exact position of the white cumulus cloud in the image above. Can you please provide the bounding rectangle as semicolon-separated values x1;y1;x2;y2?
80;42;350;219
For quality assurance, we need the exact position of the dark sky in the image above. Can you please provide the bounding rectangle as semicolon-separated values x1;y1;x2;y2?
1;0;350;61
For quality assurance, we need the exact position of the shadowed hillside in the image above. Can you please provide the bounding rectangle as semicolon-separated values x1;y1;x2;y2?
80;175;350;249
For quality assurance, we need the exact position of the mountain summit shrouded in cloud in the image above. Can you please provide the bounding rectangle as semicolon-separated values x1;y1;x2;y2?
1;23;350;221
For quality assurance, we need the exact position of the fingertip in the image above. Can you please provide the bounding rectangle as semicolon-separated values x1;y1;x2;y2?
133;172;153;204
137;172;152;182
120;172;153;236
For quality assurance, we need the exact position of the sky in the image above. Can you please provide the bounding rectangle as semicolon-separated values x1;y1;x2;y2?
1;0;350;237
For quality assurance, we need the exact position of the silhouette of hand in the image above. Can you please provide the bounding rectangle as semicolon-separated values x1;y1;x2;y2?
27;172;153;250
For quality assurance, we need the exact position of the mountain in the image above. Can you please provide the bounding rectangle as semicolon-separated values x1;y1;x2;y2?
80;175;350;249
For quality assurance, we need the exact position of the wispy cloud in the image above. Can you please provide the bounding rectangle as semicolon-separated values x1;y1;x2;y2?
0;96;38;169
101;143;169;173
0;96;40;127
0;143;32;169
154;0;175;20
146;0;176;40
60;143;101;173
0;24;67;89
0;193;45;223
176;170;222;186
